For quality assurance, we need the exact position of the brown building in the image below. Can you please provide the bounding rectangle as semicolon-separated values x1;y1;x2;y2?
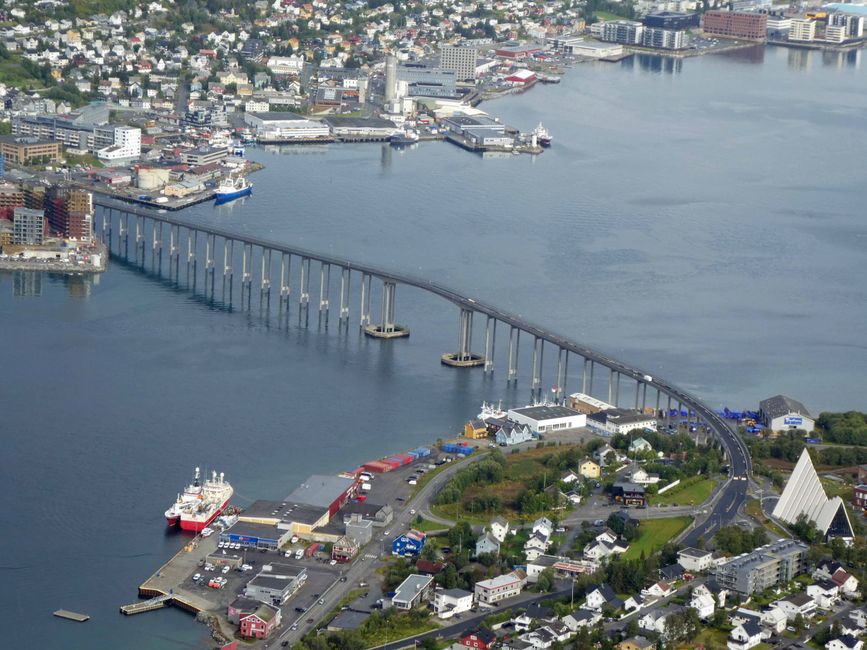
703;10;768;41
0;182;25;220
0;135;62;165
45;185;93;240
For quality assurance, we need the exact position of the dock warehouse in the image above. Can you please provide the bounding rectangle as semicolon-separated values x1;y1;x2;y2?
245;569;306;606
285;475;358;518
507;405;586;434
322;116;398;137
221;521;291;550
243;112;331;140
238;499;330;537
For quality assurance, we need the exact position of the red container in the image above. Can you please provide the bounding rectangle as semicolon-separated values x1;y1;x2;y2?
363;461;390;473
396;453;413;465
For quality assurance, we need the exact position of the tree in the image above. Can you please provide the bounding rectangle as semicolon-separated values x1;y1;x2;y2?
536;567;555;592
793;613;805;632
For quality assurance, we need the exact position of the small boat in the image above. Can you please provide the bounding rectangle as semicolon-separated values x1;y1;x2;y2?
215;176;252;203
533;123;552;147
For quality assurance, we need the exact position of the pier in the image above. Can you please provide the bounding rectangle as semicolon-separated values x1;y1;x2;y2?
120;594;172;615
92;197;752;487
53;610;90;622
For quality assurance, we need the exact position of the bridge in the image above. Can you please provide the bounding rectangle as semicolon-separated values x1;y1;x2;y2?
93;197;752;493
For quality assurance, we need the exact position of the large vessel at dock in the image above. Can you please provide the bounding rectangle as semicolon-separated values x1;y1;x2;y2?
533;123;552;148
214;176;252;203
165;468;233;532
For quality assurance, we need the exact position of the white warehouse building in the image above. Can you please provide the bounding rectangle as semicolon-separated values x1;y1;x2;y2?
244;112;331;141
507;405;586;434
759;394;815;433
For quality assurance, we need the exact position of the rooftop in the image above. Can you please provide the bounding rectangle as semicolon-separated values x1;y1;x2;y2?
510;405;581;421
284;474;357;509
393;574;433;603
760;394;812;419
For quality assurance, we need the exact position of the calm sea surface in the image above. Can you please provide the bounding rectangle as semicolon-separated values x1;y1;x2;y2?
1;45;865;648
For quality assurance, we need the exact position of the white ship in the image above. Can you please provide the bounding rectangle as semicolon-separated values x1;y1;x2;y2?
165;468;233;532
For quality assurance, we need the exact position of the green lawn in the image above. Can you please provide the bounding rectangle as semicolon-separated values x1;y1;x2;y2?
358;612;438;647
412;517;448;533
623;516;691;559
653;478;715;506
676;627;729;650
744;498;789;537
594;10;631;21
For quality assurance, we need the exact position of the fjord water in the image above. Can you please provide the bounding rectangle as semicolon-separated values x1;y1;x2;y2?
1;46;865;648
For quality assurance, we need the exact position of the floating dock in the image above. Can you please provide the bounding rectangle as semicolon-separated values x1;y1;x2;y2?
53;610;90;622
120;594;173;615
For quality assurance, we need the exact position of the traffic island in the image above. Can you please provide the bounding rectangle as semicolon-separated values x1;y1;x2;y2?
440;353;485;367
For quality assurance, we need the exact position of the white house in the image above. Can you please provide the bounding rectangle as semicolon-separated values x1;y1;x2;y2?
677;547;714;573
808;580;841;610
639;606;684;637
490;516;510;543
584;584;622;612
762;607;788;635
476;532;501;557
630;467;660;485
629;437;653;454
561;470;580;484
624;594;647;613
524;532;550;561
689;585;715;620
433;588;473;619
532;517;553;537
849;609;867;629
815;561;860;598
475;572;524;604
826;636;864;650
728;620;763;650
774;593;817;620
562;609;600;630
641;581;673;599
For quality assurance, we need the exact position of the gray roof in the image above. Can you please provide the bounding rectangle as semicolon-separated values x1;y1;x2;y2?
249;111;306;121
441;588;473;598
511;405;581;421
242;500;328;525
393;574;433;604
322;116;396;128
328;610;369;630
225;521;282;541
247;574;292;591
285;474;356;509
678;547;712;559
760;395;812;420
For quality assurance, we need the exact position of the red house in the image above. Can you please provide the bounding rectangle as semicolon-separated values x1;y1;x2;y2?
461;629;497;650
239;604;281;639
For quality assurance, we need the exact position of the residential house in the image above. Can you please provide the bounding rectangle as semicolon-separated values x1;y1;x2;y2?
727;620;763;650
525;555;560;583
496;421;534;446
392;529;426;556
618;637;654;650
523;531;549;561
461;629;497;650
659;563;685;582
562;609;600;630
624;594;646;613
642;580;673;598
532;517;553;537
434;589;473;619
826;637;864;650
629;437;652;454
689;583;715;619
677;547;714;573
561;470;580;484
476;532;501;557
815;561;860;597
583;530;628;562
490;516;510;542
579;458;601;479
773;593;817;620
239;603;281;640
762;606;787;635
594;443;619;466
584;584;623;612
392;574;434;610
639;605;685;638
464;419;488;439
849;608;867;629
808;580;840;610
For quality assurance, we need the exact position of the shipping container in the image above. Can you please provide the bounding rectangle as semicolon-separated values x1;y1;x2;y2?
396;453;414;465
305;543;320;557
413;447;431;457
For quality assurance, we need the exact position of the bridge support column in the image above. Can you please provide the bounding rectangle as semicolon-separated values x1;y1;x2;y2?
260;248;272;309
530;336;543;398
339;267;350;322
635;381;641;410
169;224;179;279
364;280;409;338
205;234;215;297
642;382;647;411
555;348;565;403
656;389;661;415
152;221;162;271
121;212;129;259
359;273;371;328
319;263;330;324
279;253;291;310
588;360;595;396
299;257;310;306
581;358;588;394
483;317;496;374
101;209;110;244
608;368;613;405
222;239;233;303
135;216;144;265
186;229;197;288
442;308;483;367
506;327;519;382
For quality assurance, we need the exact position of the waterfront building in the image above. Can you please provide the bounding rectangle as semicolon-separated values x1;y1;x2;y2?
391;574;433;609
12;207;44;245
789;19;816;42
703;11;768;41
568;392;615;414
766;15;793;37
285;474;358;518
587;408;657;436
439;44;478;81
0;135;62;165
180;147;229;166
244;112;331;141
828;12;864;39
45;186;93;241
507;404;586;434
714;539;808;595
772;448;853;540
731;0;771;10
759;394;814;432
559;39;624;58
322;117;398;137
643;11;700;30
0;182;25;220
397;63;458;98
239;604;281;639
494;42;545;59
601;20;645;45
642;27;689;49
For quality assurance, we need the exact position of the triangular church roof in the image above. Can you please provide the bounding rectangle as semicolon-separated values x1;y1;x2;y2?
772;449;853;539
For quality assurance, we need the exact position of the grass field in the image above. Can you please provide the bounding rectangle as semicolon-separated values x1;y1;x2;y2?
677;627;729;650
744;498;790;537
358;612;439;647
653;478;715;506
412;517;448;533
432;444;580;524
623;516;691;560
594;10;631;21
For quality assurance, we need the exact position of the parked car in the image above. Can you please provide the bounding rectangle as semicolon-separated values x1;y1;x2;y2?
192;573;201;581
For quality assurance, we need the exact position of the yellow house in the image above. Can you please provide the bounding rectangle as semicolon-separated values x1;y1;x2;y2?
618;637;653;650
464;420;488;439
579;458;600;479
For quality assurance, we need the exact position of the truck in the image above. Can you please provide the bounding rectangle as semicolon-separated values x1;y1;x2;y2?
361;482;372;491
642;374;653;383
